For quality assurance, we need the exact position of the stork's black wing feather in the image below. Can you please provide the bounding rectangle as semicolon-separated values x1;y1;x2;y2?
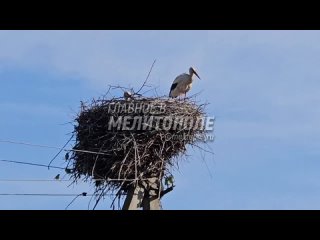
169;83;178;97
170;83;178;92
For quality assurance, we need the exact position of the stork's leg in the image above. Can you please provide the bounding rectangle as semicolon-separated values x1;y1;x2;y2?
184;92;187;100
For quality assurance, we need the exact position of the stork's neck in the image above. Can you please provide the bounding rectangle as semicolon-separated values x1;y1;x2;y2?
188;72;194;84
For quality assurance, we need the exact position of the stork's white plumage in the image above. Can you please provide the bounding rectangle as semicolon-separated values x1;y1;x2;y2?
169;67;201;98
124;91;132;101
123;91;142;100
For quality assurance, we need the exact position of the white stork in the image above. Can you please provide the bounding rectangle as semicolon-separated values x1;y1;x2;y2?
123;91;133;101
123;91;141;101
169;67;201;98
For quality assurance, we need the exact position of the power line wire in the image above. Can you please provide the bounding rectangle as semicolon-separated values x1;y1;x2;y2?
0;193;95;196
0;192;117;197
0;159;65;170
0;178;149;182
0;140;63;150
0;179;66;182
0;139;109;156
0;179;71;182
0;159;150;182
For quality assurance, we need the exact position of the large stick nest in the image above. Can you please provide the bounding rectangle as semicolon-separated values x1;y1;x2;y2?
68;94;209;194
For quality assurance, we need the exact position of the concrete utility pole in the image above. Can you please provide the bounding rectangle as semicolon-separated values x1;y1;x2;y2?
122;184;146;210
122;177;162;210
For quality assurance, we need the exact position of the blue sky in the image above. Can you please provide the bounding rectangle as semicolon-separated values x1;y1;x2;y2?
0;30;320;209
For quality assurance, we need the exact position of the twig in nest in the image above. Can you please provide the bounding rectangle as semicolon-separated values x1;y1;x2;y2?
135;59;156;95
67;86;213;209
48;134;74;170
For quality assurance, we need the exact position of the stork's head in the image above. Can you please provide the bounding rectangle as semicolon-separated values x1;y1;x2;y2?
189;67;201;80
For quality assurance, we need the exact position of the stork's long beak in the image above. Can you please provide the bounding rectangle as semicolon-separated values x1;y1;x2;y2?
194;71;201;80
